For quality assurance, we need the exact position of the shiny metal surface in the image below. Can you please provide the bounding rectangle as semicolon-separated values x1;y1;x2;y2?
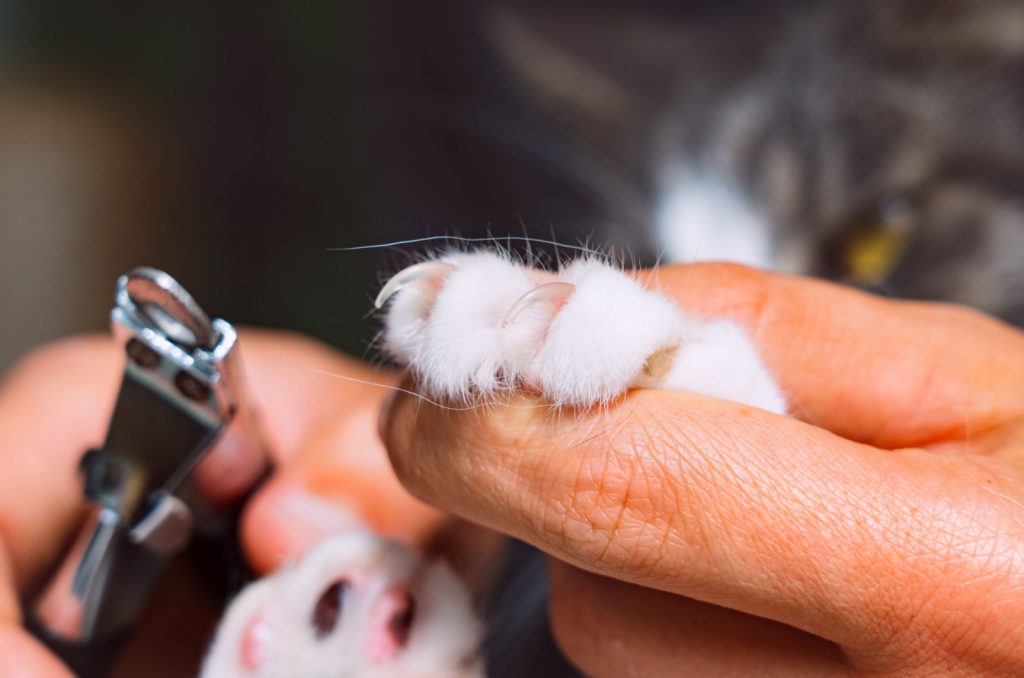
117;267;216;349
31;268;270;675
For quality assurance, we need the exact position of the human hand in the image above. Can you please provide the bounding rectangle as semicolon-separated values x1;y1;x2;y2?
0;331;445;676
381;263;1024;676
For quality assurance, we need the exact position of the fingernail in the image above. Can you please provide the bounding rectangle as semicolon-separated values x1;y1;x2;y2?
378;388;398;443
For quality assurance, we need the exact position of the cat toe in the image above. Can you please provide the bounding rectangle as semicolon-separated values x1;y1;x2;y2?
380;251;551;402
535;259;685;406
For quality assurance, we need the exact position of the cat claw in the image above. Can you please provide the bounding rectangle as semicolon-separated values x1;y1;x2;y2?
375;261;456;309
501;281;576;328
377;252;787;413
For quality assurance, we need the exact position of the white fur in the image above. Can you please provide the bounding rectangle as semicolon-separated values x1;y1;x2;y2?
202;533;483;678
536;259;684;406
654;169;776;269
417;252;545;401
662;318;786;414
380;251;787;414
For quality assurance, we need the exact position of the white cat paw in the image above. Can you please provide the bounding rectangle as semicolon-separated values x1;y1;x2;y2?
377;251;786;413
201;533;484;678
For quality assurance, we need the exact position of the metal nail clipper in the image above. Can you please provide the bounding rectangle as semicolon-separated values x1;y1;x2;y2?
29;268;272;677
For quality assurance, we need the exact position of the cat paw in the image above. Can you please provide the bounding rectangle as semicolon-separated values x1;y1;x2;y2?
377;251;786;413
201;533;484;678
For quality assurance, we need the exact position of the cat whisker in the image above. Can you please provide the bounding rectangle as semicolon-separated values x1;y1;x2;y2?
329;234;599;256
271;360;552;413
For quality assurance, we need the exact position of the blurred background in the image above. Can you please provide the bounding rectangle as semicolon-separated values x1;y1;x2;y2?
4;0;1023;371
0;2;371;368
0;1;621;371
1;1;1022;676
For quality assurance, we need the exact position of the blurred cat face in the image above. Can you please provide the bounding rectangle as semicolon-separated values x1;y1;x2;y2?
486;0;1024;323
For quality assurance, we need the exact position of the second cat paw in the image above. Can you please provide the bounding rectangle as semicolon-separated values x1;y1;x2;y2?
201;532;483;678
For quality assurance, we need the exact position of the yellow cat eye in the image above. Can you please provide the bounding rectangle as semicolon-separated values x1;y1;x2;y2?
844;227;909;286
840;193;915;288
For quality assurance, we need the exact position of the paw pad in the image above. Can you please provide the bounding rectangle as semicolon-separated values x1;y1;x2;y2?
202;533;483;677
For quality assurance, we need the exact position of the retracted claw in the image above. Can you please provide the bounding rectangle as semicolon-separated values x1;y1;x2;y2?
501;281;576;329
375;261;457;309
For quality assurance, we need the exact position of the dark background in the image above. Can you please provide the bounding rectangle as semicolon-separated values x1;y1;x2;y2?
0;1;618;371
0;3;602;675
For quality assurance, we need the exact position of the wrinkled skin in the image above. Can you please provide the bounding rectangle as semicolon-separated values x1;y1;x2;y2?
380;263;1024;677
3;263;1024;676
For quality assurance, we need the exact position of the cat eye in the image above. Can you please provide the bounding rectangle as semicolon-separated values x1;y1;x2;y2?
832;191;917;289
311;579;350;639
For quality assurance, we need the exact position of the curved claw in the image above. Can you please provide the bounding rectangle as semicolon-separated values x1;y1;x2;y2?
375;261;456;309
502;281;576;328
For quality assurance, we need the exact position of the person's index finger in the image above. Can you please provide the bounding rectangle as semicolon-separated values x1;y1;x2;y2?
237;330;390;463
640;263;1024;448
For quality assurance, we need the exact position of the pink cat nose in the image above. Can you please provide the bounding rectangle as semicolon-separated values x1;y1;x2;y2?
368;587;417;664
